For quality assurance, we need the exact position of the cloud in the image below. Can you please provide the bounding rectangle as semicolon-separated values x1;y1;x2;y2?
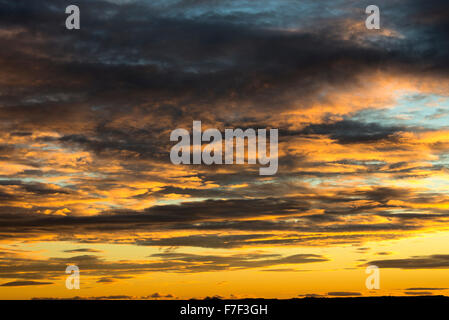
135;234;273;249
298;293;325;298
0;280;53;287
297;120;404;144
405;287;447;291
367;255;449;269
147;252;328;272
375;252;392;256
0;251;328;281
404;291;433;296
64;248;102;253
31;295;136;300
327;292;362;297
0;185;443;245
32;294;177;300
142;293;174;299
96;278;115;284
96;275;133;283
260;268;308;272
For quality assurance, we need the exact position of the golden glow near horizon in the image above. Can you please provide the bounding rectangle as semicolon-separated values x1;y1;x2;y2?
1;0;449;300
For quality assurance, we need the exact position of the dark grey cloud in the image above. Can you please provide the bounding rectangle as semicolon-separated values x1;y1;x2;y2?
405;287;447;291
0;280;53;286
260;268;307;272
295;120;404;144
327;292;362;297
96;275;133;284
367;255;449;269
0;180;71;196
96;278;115;283
135;234;273;249
64;248;102;253
404;291;433;296
144;292;174;299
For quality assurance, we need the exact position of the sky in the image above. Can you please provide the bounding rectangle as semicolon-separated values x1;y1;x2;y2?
1;0;449;299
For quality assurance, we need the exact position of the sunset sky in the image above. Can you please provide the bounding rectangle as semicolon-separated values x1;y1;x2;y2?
1;0;449;299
